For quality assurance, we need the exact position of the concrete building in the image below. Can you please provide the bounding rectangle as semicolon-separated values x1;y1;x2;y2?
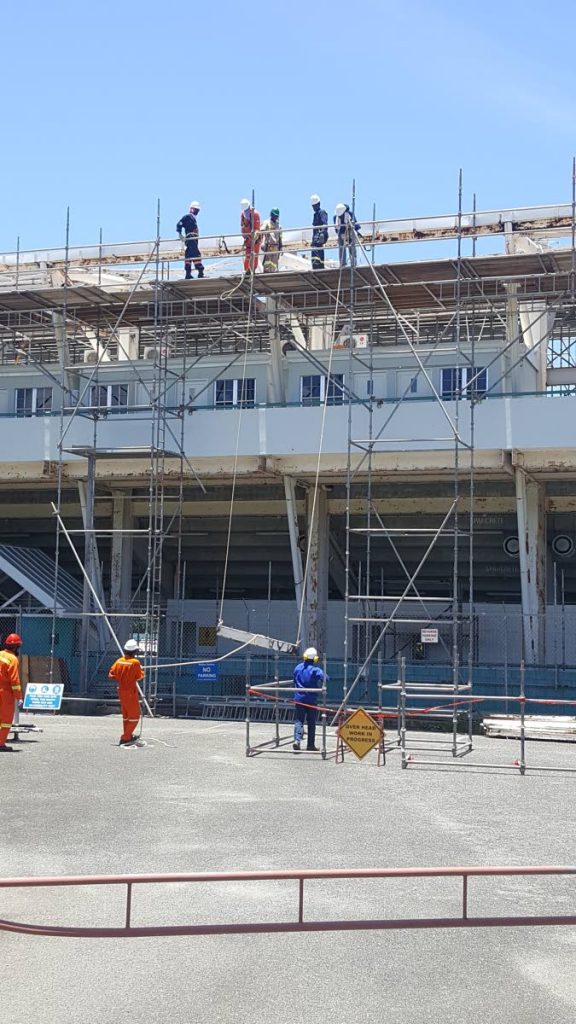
0;202;575;695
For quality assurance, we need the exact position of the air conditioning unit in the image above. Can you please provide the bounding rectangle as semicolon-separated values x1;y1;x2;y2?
143;345;173;361
334;332;369;350
83;350;98;364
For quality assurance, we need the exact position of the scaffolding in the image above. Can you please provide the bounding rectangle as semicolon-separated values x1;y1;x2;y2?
1;185;576;719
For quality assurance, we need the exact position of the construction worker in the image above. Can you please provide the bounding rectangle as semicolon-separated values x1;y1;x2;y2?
334;203;361;268
177;201;205;280
261;209;283;273
240;199;261;274
293;646;324;753
108;639;144;746
310;194;329;270
0;633;23;752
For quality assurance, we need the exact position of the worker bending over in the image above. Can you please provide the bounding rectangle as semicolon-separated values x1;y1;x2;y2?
334;203;361;268
310;194;328;270
240;199;261;274
293;646;324;752
177;201;205;280
109;639;144;746
262;208;283;272
0;633;23;752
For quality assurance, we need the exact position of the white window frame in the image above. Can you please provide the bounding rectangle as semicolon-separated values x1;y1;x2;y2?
300;373;345;406
15;386;53;417
441;366;487;399
214;378;256;408
89;383;129;411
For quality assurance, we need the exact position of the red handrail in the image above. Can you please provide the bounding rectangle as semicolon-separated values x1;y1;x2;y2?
0;865;574;938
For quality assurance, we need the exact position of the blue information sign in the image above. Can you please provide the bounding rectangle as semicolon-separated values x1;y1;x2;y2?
194;663;219;683
23;683;64;711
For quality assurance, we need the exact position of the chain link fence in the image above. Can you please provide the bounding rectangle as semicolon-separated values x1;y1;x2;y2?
6;604;576;718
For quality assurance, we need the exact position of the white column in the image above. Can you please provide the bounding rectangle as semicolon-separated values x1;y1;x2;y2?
305;487;329;654
110;491;133;645
515;466;546;663
266;299;286;404
284;476;305;645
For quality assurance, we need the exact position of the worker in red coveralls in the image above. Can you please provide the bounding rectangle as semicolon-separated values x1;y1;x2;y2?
240;199;261;274
0;633;23;752
108;639;144;746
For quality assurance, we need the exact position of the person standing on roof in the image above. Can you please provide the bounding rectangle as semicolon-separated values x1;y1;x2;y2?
310;194;329;270
262;209;283;273
334;203;361;268
293;646;324;753
240;199;261;274
108;639;145;746
0;633;23;752
177;201;205;280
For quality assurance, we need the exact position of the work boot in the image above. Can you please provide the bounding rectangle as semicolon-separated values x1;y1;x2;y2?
306;746;320;752
292;742;301;752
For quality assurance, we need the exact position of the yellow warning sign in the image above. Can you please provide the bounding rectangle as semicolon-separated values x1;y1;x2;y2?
338;707;383;760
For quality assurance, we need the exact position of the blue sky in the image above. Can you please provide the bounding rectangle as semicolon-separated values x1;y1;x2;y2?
2;0;576;251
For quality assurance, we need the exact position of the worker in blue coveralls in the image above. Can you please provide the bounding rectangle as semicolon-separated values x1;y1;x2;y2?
293;646;324;753
177;201;204;280
310;194;329;270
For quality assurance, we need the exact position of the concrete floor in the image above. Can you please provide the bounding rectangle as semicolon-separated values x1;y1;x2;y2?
3;714;576;1024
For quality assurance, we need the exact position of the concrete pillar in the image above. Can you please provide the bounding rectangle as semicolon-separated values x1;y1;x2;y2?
266;299;286;404
518;301;554;392
305;487;329;654
110;492;134;645
283;476;305;644
515;466;546;664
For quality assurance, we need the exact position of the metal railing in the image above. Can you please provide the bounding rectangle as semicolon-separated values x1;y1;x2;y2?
1;865;576;938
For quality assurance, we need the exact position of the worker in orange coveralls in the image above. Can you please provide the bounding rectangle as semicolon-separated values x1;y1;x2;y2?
108;638;144;746
0;633;23;752
240;198;261;273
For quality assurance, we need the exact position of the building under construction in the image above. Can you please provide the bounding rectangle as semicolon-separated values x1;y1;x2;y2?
0;193;576;707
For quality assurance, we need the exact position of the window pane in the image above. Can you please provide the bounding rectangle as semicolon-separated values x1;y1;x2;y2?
215;380;234;407
327;373;344;405
15;388;33;416
90;385;108;408
36;388;52;413
441;368;460;399
466;367;487;396
238;378;255;408
110;384;128;409
301;375;321;405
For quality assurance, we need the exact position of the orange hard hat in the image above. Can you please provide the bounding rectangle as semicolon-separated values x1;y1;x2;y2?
5;633;22;646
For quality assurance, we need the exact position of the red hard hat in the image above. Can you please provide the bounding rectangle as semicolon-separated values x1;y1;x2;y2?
5;633;22;646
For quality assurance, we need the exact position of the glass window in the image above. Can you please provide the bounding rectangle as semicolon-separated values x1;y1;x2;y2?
326;374;345;405
301;375;322;405
441;367;487;399
15;387;52;417
215;378;255;408
89;384;129;411
301;374;344;406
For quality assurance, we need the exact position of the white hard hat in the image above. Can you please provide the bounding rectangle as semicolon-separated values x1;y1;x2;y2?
335;203;346;215
189;200;201;210
310;194;320;204
240;198;251;209
303;646;318;661
124;638;139;653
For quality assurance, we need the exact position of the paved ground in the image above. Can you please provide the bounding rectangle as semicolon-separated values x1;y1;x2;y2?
3;713;576;1023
